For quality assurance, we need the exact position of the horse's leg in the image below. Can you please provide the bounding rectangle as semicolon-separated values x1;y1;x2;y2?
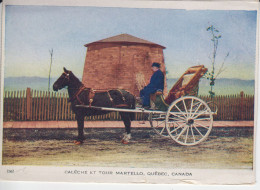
75;114;85;145
120;113;131;144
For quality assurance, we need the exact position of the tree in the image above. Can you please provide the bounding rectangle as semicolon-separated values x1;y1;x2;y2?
204;25;229;98
48;49;53;92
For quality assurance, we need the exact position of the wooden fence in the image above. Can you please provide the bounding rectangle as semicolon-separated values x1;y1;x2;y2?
3;88;254;121
199;91;254;121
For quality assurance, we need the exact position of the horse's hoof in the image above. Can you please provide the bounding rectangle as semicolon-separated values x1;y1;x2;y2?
121;139;129;144
121;133;131;144
74;140;83;145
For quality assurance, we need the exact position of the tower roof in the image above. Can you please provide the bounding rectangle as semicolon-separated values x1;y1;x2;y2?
84;33;165;49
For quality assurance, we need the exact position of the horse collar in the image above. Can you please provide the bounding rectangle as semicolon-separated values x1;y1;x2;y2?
68;85;87;104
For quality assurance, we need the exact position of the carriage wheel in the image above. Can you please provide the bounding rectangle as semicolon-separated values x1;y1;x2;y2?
149;113;169;137
165;96;213;146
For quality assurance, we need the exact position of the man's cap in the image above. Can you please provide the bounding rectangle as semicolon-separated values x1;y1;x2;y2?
151;62;160;68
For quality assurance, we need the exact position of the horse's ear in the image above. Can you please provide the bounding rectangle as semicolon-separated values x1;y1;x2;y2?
63;67;68;73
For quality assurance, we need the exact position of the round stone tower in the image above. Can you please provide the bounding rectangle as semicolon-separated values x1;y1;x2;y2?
82;33;167;96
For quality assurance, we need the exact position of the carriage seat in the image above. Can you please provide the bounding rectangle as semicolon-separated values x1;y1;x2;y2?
150;90;169;111
150;90;163;102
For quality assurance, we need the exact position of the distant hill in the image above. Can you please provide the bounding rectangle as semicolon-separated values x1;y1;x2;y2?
3;77;255;95
167;78;254;95
3;77;71;93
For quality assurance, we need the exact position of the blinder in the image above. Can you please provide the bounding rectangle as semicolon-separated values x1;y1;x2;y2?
63;72;70;80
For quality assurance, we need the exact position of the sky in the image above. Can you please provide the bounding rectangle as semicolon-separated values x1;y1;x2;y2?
4;5;257;80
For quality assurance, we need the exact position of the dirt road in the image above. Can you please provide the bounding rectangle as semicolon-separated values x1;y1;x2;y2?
2;127;253;169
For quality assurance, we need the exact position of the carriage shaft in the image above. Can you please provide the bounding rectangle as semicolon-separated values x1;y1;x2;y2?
75;105;213;116
76;105;166;114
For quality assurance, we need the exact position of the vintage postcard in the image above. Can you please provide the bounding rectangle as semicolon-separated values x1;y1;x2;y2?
0;0;259;187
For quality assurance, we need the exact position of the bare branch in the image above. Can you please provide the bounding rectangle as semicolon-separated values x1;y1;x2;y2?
215;67;227;79
208;54;213;64
215;52;230;78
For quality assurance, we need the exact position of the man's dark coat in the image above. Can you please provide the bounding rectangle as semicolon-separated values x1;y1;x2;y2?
140;69;164;107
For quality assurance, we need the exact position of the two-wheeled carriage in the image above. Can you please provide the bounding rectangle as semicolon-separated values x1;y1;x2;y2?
76;65;216;146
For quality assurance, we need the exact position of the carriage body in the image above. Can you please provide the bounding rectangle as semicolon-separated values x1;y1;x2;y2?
149;65;214;146
150;65;208;109
165;65;208;103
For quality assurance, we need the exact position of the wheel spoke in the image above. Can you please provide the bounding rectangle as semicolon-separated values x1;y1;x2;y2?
176;126;187;140
194;125;204;137
168;115;186;122
168;122;185;125
167;120;185;124
169;123;186;134
192;110;209;119
191;102;202;117
190;125;196;143
185;126;189;143
174;104;187;118
194;117;210;121
156;120;165;127
160;126;167;135
169;112;186;121
167;117;186;123
194;122;209;129
150;114;168;137
193;101;201;107
175;120;186;125
182;99;188;114
189;98;194;117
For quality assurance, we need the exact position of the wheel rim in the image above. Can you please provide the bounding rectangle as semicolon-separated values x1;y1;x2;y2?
149;113;169;137
166;96;213;146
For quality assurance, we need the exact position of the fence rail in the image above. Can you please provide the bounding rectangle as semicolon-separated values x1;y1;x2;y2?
3;88;254;121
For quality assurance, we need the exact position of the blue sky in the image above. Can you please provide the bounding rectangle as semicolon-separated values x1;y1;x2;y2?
4;5;257;80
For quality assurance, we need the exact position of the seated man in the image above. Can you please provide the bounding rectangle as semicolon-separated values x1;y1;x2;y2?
140;62;164;109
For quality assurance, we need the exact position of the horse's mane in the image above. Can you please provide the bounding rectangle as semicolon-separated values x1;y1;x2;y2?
69;71;82;85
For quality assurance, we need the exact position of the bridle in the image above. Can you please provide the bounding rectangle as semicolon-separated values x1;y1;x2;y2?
59;72;70;88
62;71;90;105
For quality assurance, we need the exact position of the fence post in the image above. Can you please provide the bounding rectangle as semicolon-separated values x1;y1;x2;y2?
240;91;244;120
26;88;32;120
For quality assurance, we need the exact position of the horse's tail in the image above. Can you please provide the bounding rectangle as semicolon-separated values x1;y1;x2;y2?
121;90;136;121
129;94;136;121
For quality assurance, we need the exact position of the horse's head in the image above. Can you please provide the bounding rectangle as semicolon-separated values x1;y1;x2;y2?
53;67;71;91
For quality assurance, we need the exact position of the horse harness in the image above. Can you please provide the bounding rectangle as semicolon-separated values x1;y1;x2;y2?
69;85;128;108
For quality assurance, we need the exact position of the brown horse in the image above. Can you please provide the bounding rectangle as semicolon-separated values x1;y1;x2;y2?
53;68;136;144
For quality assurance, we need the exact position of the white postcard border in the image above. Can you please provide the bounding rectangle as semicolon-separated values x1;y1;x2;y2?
0;0;259;188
